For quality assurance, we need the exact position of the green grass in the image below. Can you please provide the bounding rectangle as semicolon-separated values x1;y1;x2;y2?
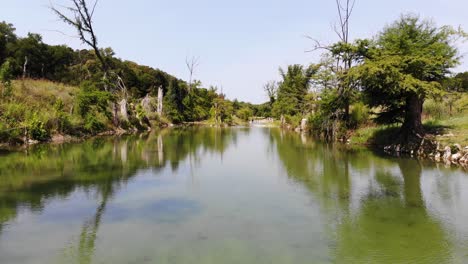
351;93;468;147
350;115;468;147
350;125;400;146
0;79;83;142
426;115;468;146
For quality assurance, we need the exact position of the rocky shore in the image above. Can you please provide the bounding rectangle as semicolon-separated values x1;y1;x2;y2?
383;139;468;168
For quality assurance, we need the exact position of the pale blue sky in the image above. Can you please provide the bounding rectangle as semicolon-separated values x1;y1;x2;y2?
1;0;467;103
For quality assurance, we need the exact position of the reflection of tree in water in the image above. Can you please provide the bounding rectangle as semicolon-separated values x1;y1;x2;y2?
0;127;238;262
269;129;352;211
74;185;111;264
334;159;450;264
270;130;451;263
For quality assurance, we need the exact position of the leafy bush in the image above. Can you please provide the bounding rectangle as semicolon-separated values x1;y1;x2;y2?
349;102;370;128
308;113;324;132
76;81;112;118
236;107;253;121
0;60;13;97
284;115;302;127
28;115;50;141
83;113;105;134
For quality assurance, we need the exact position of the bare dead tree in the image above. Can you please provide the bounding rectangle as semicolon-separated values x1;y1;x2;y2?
22;56;28;79
263;81;278;105
305;0;357;123
50;0;109;81
333;0;356;70
185;56;200;92
334;0;355;44
51;0;129;127
305;0;356;71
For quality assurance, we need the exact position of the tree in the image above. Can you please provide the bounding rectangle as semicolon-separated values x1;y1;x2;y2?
263;80;277;106
351;15;461;142
51;0;109;86
237;106;253;121
0;22;17;64
272;64;318;118
164;79;188;123
211;95;233;125
306;0;357;123
451;72;468;92
0;60;13;97
185;56;199;92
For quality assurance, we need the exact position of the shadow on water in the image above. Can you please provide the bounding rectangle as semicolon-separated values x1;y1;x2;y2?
0;127;239;263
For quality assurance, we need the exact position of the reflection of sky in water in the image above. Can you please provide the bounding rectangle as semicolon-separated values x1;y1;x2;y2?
106;197;202;223
0;128;467;264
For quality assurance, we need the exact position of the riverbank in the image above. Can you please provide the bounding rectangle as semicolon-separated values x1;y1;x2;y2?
348;117;468;168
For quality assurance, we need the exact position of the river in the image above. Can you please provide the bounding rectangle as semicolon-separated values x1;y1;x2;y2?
0;127;467;264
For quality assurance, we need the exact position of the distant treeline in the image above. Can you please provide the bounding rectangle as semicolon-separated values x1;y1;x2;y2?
0;21;269;134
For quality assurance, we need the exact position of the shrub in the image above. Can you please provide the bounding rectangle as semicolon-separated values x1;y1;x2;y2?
76;82;112;118
0;60;13;98
424;98;445;120
284;115;302;127
308;113;324;132
28;115;50;141
349;102;370;128
236;107;253;121
84;113;105;134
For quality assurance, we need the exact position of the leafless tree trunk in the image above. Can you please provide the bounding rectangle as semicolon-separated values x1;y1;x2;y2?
52;0;132;129
157;86;163;116
51;0;109;88
333;0;356;71
185;56;199;92
22;56;28;79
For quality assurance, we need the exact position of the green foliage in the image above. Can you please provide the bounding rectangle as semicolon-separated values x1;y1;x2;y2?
452;72;468;92
76;81;112;118
349;102;370;129
163;79;188;124
272;64;318;117
236;106;253;121
28;114;50;141
350;15;460;127
0;60;13;97
211;96;234;125
83;113;105;134
52;99;73;134
424;92;468;120
284;115;302;127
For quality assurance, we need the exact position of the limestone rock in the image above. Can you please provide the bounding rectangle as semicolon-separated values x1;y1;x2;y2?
460;153;468;164
451;152;463;163
443;146;451;162
300;119;308;131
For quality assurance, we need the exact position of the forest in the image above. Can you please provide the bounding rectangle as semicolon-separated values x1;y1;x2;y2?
266;9;468;152
0;1;263;144
0;0;467;154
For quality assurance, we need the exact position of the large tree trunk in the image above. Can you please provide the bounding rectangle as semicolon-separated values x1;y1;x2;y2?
400;93;424;142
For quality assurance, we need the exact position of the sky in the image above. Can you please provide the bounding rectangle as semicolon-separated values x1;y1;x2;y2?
1;0;467;103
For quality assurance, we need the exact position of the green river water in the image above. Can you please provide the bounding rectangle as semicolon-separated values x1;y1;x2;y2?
0;127;467;264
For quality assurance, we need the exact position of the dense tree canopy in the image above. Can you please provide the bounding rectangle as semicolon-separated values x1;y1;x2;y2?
0;20;247;126
350;15;460;140
272;64;317;118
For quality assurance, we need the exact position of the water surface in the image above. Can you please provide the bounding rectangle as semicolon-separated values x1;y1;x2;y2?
0;127;467;264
